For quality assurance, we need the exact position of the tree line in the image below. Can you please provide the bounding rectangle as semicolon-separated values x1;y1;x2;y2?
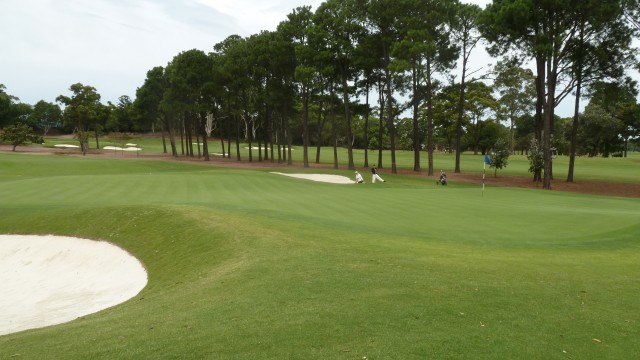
1;0;639;188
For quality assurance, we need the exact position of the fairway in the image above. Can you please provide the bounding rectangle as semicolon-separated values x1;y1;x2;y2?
1;152;639;359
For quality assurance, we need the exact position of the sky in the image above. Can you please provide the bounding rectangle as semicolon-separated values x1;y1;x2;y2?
1;0;324;105
2;0;636;118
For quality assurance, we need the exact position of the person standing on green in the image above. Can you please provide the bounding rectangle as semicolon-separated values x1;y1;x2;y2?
371;166;385;183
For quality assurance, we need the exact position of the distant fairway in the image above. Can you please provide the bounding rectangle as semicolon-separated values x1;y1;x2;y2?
1;152;639;359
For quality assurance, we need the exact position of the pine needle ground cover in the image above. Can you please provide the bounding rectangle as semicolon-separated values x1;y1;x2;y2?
1;153;639;359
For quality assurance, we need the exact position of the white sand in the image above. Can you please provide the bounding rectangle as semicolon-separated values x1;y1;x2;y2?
271;172;355;184
0;235;147;335
103;146;142;151
245;146;294;150
53;144;79;148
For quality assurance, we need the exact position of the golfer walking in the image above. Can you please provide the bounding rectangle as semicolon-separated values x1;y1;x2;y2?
371;166;385;183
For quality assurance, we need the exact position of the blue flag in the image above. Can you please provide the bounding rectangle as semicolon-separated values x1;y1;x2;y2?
484;155;491;164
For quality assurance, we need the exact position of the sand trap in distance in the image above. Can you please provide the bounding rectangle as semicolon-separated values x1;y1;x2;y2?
271;172;355;184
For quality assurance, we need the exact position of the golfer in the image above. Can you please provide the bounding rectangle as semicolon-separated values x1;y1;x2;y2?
355;171;364;184
371;166;385;183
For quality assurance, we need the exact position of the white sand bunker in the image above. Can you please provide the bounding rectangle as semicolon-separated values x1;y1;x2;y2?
103;146;142;151
53;144;79;148
0;235;147;335
271;172;354;184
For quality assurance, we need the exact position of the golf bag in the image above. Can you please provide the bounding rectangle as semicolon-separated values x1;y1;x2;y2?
437;174;447;186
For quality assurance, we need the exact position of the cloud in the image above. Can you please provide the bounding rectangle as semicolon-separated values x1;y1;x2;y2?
1;0;322;105
4;0;633;117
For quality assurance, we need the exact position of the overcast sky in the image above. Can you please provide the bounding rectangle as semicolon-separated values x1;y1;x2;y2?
5;0;635;118
1;0;330;105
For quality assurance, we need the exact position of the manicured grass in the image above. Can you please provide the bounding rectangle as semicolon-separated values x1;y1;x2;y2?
0;152;639;359
41;135;640;183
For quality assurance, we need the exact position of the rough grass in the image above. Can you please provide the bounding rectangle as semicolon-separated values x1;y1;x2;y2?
1;153;639;359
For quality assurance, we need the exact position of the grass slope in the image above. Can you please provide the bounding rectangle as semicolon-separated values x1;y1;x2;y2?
1;153;639;359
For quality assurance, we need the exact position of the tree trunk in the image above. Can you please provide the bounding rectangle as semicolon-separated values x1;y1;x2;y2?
179;117;185;156
94;130;100;150
412;60;420;172
567;77;582;183
568;19;585;182
200;112;209;161
283;106;292;166
331;88;339;169
341;75;355;170
455;43;468;174
426;59;434;176
195;122;201;159
235;112;241;161
315;100;325;164
162;115;178;157
543;64;557;190
246;110;253;163
364;85;370;168
161;126;167;154
378;82;385;168
383;53;396;174
303;87;310;168
534;53;545;182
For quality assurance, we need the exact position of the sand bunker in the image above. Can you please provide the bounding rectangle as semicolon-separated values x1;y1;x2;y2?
245;146;294;150
0;235;147;335
271;172;355;184
103;146;142;151
53;144;79;148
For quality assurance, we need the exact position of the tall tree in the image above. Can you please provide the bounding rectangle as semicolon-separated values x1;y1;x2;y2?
0;123;43;151
163;49;215;160
314;0;365;170
280;6;316;167
56;83;102;154
452;2;483;173
0;84;19;128
480;0;568;188
566;0;637;181
399;0;458;175
587;78;640;157
29;100;62;136
214;35;249;162
136;66;177;156
367;0;402;173
109;95;135;133
480;0;637;189
577;103;625;156
493;60;536;154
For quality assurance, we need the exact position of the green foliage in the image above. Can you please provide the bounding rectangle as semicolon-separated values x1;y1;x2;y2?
29;100;62;135
578;103;625;157
0;84;21;128
527;137;544;175
56;83;102;153
487;137;510;177
0;123;43;150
